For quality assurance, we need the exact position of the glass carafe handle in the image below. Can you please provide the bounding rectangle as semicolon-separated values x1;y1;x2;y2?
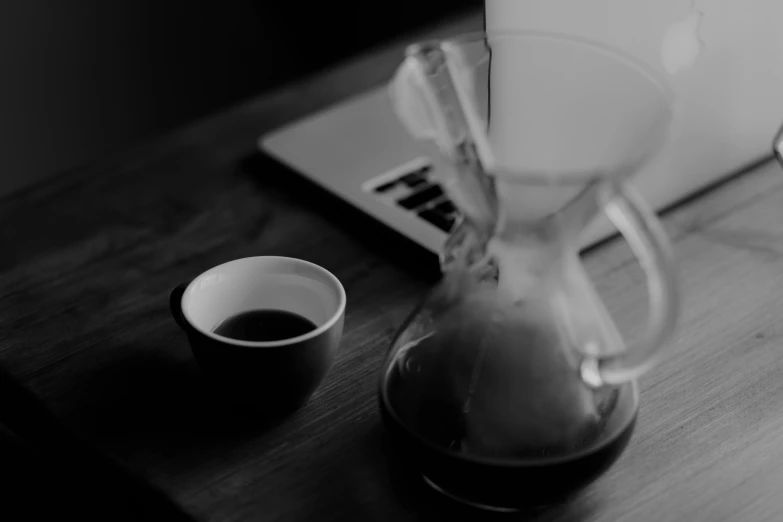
585;182;679;386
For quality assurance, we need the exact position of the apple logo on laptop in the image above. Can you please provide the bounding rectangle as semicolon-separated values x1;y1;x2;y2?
661;9;705;75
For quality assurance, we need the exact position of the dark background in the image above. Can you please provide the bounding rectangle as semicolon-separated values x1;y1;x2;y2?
253;1;481;90
0;1;480;518
6;3;782;520
0;0;481;198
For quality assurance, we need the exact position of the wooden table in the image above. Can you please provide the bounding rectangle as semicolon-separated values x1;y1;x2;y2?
3;11;783;522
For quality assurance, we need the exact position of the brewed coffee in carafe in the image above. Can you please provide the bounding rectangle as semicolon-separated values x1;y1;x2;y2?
378;31;680;510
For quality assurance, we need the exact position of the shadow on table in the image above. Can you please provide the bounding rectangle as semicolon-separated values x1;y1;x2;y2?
310;419;601;522
59;344;602;521
0;363;198;522
70;346;300;464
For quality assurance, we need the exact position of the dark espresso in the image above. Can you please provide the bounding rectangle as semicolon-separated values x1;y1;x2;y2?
379;362;636;509
212;309;317;342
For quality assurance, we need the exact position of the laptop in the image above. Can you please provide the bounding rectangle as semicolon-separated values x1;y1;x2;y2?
259;0;783;255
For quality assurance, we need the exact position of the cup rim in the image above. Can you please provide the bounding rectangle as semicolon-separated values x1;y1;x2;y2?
180;256;346;348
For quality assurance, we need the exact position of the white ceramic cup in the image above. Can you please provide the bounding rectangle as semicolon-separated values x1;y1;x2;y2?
170;256;346;412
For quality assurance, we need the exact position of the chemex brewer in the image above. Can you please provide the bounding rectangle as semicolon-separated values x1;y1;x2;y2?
378;30;680;511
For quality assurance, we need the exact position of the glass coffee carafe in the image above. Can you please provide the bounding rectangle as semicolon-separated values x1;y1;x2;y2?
378;31;680;511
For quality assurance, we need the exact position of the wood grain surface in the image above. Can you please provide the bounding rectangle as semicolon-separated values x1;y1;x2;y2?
3;10;783;522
